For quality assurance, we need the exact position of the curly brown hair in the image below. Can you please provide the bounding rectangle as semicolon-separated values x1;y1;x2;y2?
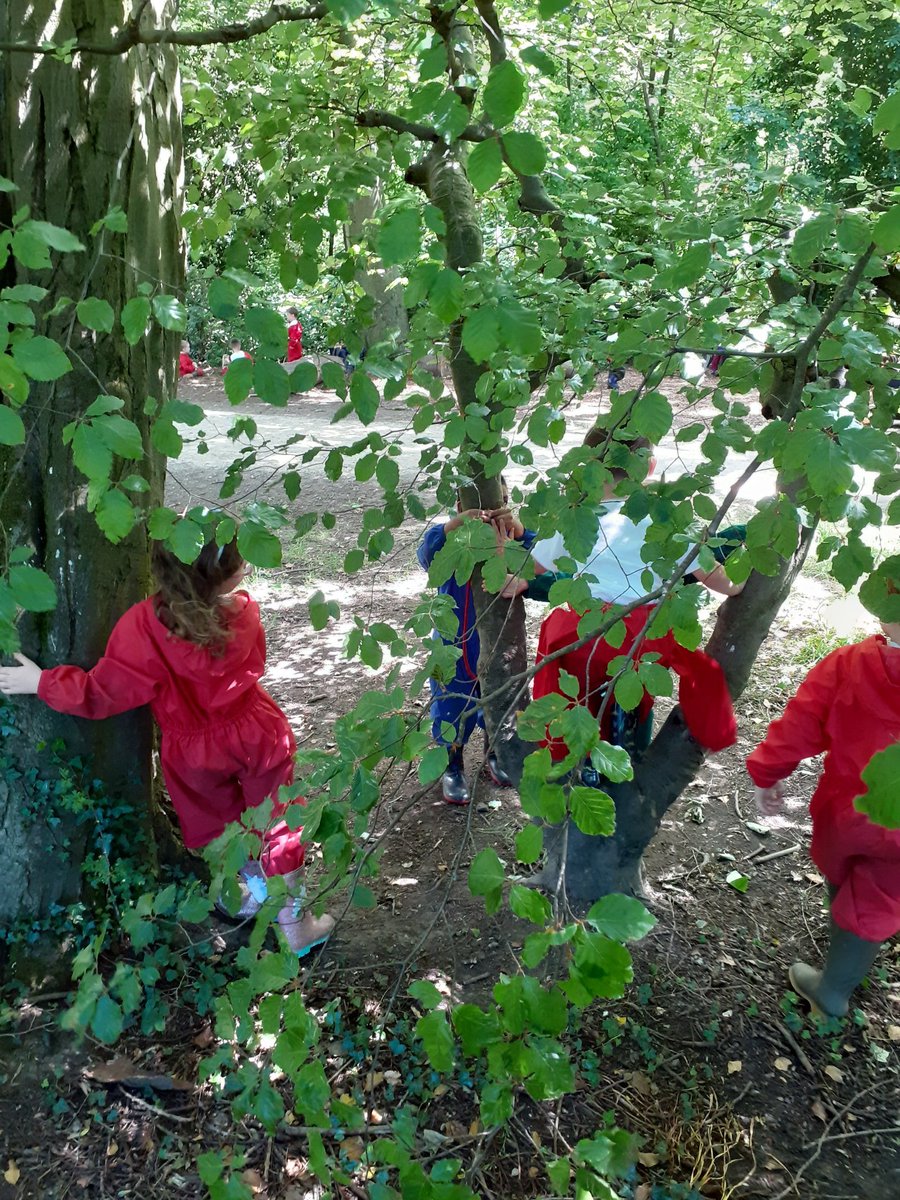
151;538;245;652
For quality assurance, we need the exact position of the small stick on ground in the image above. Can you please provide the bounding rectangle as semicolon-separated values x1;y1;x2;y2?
750;843;801;865
769;1018;816;1077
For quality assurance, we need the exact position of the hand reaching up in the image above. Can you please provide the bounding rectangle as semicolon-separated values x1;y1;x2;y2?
0;653;43;695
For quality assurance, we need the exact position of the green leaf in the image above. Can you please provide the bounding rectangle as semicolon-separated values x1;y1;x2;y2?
468;847;505;914
121;296;151;345
76;297;115;333
854;742;900;830
151;419;182;457
873;204;900;253
0;356;29;405
792;214;835;265
836;213;871;253
287;359;319;393
613;669;644;711
509;884;551;925
418;744;448;785
8;565;57;612
630;391;672;441
11;336;71;381
586;894;656;941
253;358;291;407
208;276;242;319
590;741;633;783
378;208;421;267
873;90;900;134
497;302;540;355
462;307;500;363
93;414;144;460
151;294;187;331
502;130;547;175
293;1061;331;1118
349;371;380;425
429;268;465;323
467;138;504;192
480;1081;513;1125
224;356;254;405
515;823;543;864
246;306;288;355
169;518;205;564
11;228;51;270
238;521;282;569
415;1009;454;1073
91;994;124;1044
452;1004;502;1054
521;45;558;75
408;979;443;1009
569;786;615;836
95;490;136;544
726;870;749;893
0;406;26;446
72;424;112;480
668;242;711;288
26;220;84;253
483;60;527;127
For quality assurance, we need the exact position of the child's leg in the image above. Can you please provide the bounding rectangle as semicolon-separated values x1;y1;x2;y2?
431;680;481;804
789;915;882;1018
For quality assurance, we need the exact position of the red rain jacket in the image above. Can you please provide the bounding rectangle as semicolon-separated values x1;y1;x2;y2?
533;603;737;758
747;636;900;941
37;593;303;872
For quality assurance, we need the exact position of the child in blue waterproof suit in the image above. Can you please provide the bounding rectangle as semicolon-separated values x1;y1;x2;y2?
418;498;539;805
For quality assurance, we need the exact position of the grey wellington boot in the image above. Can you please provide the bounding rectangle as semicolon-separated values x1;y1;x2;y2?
789;919;882;1018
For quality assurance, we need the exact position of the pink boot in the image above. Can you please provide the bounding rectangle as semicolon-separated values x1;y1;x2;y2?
274;870;335;958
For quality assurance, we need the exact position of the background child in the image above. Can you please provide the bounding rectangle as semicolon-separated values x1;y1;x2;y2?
222;339;252;374
748;611;900;1017
0;538;333;957
179;340;204;378
418;492;538;805
286;307;303;362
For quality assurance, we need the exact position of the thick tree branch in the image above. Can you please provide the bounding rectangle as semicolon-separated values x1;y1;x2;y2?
0;3;328;55
473;0;507;68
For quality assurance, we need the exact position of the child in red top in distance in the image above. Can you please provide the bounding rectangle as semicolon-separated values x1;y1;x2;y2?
286;307;303;362
179;340;203;378
0;538;333;957
747;615;900;1017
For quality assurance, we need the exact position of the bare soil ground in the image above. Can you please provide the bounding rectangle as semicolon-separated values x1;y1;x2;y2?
1;372;897;1200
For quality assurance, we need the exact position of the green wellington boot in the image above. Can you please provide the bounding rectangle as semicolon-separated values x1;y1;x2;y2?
789;919;882;1018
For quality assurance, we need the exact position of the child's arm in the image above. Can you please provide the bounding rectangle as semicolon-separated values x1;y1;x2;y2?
417;511;486;570
690;562;745;596
0;609;162;720
746;649;843;805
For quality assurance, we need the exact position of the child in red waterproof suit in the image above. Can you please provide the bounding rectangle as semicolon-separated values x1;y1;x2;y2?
747;616;900;1017
530;437;743;763
0;538;333;957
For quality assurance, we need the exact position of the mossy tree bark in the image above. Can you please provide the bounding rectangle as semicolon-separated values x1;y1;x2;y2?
0;1;183;939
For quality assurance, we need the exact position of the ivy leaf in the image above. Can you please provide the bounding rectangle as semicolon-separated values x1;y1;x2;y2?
151;294;187;331
238;521;282;569
483;60;527;127
378;208;421;266
586;894;656;941
462;307;500;362
91;994;124;1044
468;846;505;914
854;742;900;830
0;406;26;446
429;268;465;323
8;565;57;612
415;1010;454;1073
349;371;380;425
569;786;616;836
502;130;547;175
11;336;71;381
76;298;115;333
467;138;504;192
121;296;151;345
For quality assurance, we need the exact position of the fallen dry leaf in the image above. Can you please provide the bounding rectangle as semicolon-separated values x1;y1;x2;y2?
4;1160;20;1186
340;1137;365;1163
629;1070;653;1096
811;1100;828;1123
639;1152;661;1167
727;1060;742;1074
774;1057;792;1072
469;1119;481;1136
824;1065;844;1083
241;1169;267;1197
635;1186;651;1200
433;1083;449;1098
383;1069;401;1086
106;1141;118;1158
364;1071;384;1091
530;1130;542;1149
86;1057;191;1092
887;1025;900;1042
193;1026;215;1049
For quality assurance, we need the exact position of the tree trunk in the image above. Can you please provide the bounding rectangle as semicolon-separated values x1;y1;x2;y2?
348;182;410;351
0;2;183;946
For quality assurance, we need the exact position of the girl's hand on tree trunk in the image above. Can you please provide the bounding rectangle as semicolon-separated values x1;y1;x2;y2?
0;653;42;695
754;782;785;816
